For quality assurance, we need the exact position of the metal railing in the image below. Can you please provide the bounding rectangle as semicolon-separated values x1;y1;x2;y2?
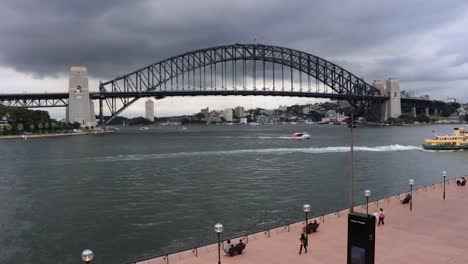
124;176;462;264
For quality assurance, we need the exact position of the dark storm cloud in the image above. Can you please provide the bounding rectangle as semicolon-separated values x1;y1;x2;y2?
1;0;468;85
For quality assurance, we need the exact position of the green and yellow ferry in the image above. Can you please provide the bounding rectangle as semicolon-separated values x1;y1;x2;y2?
423;127;468;150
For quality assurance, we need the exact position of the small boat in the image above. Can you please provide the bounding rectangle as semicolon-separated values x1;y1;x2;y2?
139;127;149;131
180;126;187;131
292;132;311;139
422;127;468;150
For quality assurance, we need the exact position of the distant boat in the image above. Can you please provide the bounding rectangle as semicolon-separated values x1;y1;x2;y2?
139;127;149;131
292;132;311;139
249;122;260;126
180;126;187;131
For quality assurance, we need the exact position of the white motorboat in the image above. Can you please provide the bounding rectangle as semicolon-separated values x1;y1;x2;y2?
292;132;311;139
139;127;149;131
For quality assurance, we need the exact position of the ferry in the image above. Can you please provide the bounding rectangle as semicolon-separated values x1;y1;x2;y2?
292;132;311;139
423;127;468;150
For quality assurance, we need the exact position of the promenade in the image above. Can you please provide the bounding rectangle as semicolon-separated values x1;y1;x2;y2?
133;177;468;264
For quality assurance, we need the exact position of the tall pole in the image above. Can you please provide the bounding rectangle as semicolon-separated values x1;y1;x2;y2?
99;82;104;127
366;196;369;215
443;171;446;200
217;233;221;264
410;184;413;211
349;113;355;213
305;211;309;240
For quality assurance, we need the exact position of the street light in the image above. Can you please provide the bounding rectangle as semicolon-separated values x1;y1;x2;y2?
303;204;311;238
409;179;415;211
349;112;355;213
442;171;446;200
364;190;371;216
81;249;94;264
214;223;224;264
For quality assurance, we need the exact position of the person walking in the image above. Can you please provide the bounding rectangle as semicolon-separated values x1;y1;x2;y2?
299;232;308;254
378;208;385;226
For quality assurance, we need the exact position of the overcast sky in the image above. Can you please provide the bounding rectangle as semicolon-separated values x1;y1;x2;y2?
1;0;467;118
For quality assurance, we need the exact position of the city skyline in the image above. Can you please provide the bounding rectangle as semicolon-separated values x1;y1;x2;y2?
1;0;468;119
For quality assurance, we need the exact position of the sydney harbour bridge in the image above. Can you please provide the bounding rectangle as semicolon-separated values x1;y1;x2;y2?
0;44;440;125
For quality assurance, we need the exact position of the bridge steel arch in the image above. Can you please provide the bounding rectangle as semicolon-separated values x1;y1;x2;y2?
99;44;387;124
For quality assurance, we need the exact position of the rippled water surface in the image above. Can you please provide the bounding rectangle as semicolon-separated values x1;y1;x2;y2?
0;124;467;263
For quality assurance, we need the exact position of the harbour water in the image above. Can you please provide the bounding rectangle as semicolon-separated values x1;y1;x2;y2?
0;124;467;263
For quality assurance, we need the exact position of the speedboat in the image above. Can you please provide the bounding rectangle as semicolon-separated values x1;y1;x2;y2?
292;132;311;139
139;127;149;131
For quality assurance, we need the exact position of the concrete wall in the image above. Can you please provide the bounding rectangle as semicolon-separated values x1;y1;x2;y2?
385;78;402;119
67;66;96;127
372;80;387;121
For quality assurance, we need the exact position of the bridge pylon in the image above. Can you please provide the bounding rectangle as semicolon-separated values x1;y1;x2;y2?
66;66;97;127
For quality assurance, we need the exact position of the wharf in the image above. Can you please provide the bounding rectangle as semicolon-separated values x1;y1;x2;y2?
133;177;468;264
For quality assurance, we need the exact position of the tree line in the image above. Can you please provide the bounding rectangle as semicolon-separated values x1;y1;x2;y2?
0;105;81;135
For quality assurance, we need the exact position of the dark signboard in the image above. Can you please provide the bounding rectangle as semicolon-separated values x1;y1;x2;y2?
347;212;376;264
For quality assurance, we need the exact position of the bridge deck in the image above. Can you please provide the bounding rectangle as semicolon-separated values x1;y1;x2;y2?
134;177;468;264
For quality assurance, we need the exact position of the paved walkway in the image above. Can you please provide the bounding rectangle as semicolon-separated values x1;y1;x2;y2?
135;178;468;264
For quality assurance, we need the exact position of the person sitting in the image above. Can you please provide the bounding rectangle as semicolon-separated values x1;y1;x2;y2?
237;239;244;246
224;240;231;255
461;177;467;186
401;193;411;204
457;178;462;186
305;220;320;234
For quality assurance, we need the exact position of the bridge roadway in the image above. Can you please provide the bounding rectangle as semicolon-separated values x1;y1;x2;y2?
0;91;389;101
129;177;468;264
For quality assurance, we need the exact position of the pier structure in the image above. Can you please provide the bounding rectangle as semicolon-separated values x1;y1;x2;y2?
129;177;468;264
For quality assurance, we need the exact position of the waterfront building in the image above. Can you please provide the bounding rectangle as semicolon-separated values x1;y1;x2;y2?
278;105;288;112
302;107;310;115
240;117;248;124
145;99;155;122
234;106;245;118
201;107;209;117
224;108;233;122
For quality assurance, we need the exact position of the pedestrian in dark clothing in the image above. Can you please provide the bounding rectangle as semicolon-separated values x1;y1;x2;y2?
299;232;308;254
378;208;385;226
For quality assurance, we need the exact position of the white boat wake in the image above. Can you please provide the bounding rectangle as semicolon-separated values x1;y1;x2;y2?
96;144;426;162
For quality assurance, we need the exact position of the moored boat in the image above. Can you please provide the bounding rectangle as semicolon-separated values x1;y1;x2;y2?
423;127;468;150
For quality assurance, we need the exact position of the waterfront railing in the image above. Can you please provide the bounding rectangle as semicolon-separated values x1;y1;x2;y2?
125;176;463;264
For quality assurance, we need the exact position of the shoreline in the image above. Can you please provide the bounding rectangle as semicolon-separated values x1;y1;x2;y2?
0;130;115;140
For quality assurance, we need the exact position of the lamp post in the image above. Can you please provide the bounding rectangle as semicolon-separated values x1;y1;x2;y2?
303;204;311;238
81;249;94;264
349;113;355;213
364;190;371;216
442;171;446;200
409;179;414;211
214;223;224;264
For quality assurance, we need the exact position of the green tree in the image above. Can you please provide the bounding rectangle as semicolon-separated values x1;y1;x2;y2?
17;123;24;132
416;115;430;123
37;122;43;132
44;122;50;130
29;124;35;131
72;122;81;129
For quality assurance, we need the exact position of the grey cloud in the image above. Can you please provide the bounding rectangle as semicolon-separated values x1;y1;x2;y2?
1;0;468;89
